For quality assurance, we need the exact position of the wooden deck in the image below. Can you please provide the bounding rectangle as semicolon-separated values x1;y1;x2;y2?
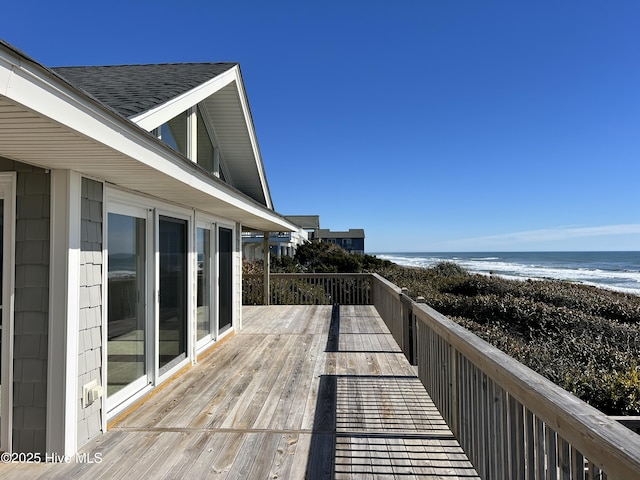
4;305;479;479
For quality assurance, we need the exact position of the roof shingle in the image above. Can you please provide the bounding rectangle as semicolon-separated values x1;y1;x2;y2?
52;63;237;118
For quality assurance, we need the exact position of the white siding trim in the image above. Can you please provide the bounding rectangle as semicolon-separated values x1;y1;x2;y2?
0;172;16;452
47;170;81;456
1;47;292;231
129;67;238;130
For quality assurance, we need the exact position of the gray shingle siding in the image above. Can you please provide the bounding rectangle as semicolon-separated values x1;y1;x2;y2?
77;178;103;446
0;158;51;454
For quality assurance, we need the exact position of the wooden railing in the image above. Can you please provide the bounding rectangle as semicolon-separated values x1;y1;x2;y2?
368;273;640;480
243;273;372;305
243;272;640;479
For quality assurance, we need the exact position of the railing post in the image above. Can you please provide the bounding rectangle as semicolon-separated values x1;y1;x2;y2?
370;274;375;306
415;296;425;367
400;288;412;363
263;231;270;305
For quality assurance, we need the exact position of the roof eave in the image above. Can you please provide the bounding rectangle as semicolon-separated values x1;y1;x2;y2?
0;42;293;232
128;64;274;210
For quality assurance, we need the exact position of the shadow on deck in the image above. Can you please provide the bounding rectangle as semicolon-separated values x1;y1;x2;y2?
307;305;478;478
5;305;479;479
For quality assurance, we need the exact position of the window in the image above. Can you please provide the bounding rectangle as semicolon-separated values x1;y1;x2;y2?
197;111;215;174
107;211;149;404
218;226;233;333
158;216;188;374
196;225;214;344
160;111;188;156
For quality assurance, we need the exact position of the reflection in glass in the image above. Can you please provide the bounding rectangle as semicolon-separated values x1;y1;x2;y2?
219;227;233;332
197;111;215;174
160;111;188;156
159;216;187;373
107;213;146;397
197;227;211;341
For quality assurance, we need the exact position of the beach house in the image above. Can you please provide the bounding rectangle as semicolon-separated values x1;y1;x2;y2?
318;228;365;254
0;40;298;456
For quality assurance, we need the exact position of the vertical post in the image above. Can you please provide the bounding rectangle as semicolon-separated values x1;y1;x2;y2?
400;288;410;361
48;170;81;456
213;148;220;178
263;231;270;305
415;296;426;368
187;107;196;162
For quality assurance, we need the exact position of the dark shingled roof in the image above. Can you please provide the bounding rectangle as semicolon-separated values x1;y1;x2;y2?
52;63;238;118
318;229;365;239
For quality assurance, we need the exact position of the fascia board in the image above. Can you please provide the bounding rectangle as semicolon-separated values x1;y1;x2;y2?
232;67;273;210
128;66;239;131
0;48;153;155
0;46;289;231
129;64;274;210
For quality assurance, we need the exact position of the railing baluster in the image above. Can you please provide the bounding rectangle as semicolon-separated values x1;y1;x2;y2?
497;382;508;478
474;365;482;476
510;394;526;480
242;273;640;479
526;409;535;480
572;446;585;480
535;416;545;479
559;437;570;480
547;426;558;480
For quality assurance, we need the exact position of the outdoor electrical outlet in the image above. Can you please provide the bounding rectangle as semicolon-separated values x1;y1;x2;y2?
82;380;103;408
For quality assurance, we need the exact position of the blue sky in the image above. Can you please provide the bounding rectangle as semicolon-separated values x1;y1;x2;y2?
3;1;639;252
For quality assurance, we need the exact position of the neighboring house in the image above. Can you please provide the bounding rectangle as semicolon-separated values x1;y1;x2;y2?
285;215;320;241
318;228;365;254
242;229;308;261
0;41;298;456
242;215;318;261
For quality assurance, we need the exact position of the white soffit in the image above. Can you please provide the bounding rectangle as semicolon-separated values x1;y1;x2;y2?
0;47;293;232
129;66;272;209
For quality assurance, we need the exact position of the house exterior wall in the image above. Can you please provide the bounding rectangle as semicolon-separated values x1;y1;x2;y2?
322;236;365;254
0;43;296;457
0;162;247;453
77;178;103;446
0;157;51;454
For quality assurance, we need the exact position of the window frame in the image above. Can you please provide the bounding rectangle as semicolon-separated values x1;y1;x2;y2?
104;198;155;415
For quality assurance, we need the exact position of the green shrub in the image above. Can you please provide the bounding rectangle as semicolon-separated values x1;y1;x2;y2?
245;249;640;415
376;264;640;415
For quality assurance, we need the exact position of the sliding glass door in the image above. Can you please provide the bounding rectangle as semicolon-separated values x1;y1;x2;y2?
196;224;214;345
218;226;233;333
107;210;149;406
158;216;188;375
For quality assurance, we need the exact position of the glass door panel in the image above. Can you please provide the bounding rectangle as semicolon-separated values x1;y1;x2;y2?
158;216;187;374
218;227;233;332
197;227;212;341
107;213;147;399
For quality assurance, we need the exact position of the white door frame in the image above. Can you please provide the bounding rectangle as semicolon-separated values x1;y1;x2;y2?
104;198;155;415
154;207;193;381
195;216;217;353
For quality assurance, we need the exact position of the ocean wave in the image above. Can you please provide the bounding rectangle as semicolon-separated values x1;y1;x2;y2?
375;253;640;295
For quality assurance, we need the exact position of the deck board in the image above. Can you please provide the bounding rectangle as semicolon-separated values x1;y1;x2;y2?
6;305;479;479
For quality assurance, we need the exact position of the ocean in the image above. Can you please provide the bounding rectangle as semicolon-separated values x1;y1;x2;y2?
373;251;640;296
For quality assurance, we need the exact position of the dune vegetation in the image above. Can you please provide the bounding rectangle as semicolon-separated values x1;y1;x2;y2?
256;242;640;415
375;260;640;416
